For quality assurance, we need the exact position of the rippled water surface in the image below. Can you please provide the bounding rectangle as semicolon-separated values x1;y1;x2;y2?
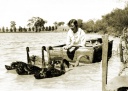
0;33;103;91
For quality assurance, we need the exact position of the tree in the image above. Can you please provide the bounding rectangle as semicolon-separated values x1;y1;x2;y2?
2;27;5;32
6;27;9;32
18;26;22;32
49;26;51;31
77;19;83;28
101;5;128;35
53;21;65;26
10;21;16;29
58;22;65;26
82;19;95;33
34;17;46;28
53;22;58;26
52;26;54;31
27;17;47;29
45;26;48;31
94;19;107;33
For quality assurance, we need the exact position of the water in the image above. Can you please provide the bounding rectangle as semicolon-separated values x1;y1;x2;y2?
0;33;102;91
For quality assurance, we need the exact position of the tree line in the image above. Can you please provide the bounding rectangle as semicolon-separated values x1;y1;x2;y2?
0;26;58;33
80;3;128;37
0;17;64;33
1;3;128;35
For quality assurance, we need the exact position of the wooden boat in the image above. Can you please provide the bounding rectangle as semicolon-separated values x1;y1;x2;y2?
46;38;113;64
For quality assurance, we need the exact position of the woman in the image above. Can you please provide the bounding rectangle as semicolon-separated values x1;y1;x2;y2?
63;19;86;66
64;19;86;50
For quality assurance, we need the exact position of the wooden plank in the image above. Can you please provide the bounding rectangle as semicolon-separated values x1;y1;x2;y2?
119;36;124;62
102;34;109;91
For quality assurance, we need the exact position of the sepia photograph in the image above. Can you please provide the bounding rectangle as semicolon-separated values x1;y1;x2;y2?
0;0;128;91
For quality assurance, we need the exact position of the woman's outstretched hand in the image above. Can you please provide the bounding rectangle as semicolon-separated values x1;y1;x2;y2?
63;45;72;50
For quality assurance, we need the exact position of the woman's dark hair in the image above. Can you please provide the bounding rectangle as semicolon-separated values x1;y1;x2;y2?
67;19;78;27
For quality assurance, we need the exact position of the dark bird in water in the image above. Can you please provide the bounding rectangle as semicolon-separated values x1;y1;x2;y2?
5;61;65;79
117;87;128;91
5;61;42;75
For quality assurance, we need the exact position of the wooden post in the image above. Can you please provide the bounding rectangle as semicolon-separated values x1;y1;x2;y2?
119;36;124;62
124;28;128;50
42;46;45;68
123;27;128;49
102;34;108;91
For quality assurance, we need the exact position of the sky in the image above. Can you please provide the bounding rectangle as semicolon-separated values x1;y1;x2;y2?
0;0;126;27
